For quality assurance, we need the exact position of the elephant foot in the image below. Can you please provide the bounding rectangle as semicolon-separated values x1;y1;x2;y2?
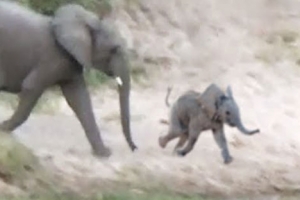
224;156;233;165
158;136;167;148
129;143;138;152
0;122;13;133
92;146;111;158
176;149;187;157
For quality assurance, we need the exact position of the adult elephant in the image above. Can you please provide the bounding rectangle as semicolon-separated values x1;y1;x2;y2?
0;1;137;157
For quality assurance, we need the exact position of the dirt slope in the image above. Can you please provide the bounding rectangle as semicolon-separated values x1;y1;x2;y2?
1;0;300;197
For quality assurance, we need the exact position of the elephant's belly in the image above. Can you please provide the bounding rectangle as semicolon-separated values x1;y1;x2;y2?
0;10;50;93
0;58;34;93
0;77;23;94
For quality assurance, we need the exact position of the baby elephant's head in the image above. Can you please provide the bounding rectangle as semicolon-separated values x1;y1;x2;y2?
198;84;259;136
219;86;259;135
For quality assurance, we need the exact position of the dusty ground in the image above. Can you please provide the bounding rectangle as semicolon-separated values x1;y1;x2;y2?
1;0;300;198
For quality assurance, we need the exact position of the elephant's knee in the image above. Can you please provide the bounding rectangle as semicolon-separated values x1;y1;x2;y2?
21;83;40;95
189;134;198;145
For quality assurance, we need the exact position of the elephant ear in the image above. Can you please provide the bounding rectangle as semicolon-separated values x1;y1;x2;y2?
226;85;236;101
51;4;100;68
198;83;226;120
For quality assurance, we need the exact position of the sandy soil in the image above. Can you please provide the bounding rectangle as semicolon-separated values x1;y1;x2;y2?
1;0;300;198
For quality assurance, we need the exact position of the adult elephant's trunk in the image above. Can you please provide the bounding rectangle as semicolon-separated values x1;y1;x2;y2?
113;48;137;151
118;75;137;151
236;118;259;135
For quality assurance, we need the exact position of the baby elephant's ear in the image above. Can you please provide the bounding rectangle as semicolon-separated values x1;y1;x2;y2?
51;4;99;69
226;85;234;99
198;84;225;119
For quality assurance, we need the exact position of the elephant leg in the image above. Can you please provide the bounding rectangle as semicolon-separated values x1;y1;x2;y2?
159;110;188;148
158;129;181;149
60;75;111;158
212;127;233;164
0;71;44;131
159;120;187;149
173;132;188;153
0;90;43;131
176;120;201;157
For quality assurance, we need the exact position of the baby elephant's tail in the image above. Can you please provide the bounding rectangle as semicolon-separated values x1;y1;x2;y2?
165;86;173;107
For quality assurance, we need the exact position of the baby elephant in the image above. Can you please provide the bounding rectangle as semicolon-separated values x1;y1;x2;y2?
159;84;259;164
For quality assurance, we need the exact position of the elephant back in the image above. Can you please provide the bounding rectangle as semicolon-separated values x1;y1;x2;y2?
197;84;226;120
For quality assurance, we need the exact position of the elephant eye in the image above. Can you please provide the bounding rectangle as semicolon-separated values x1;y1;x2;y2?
226;111;230;116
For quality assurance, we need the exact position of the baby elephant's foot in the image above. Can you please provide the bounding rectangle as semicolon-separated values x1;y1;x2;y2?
224;156;233;164
176;149;187;157
158;136;167;148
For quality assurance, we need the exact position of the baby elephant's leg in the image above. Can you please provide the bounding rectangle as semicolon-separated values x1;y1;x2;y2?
159;112;185;148
173;132;188;153
159;127;183;148
176;120;201;156
176;134;199;156
212;128;233;164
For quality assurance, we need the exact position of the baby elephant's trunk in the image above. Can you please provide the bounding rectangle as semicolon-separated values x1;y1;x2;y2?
236;120;259;135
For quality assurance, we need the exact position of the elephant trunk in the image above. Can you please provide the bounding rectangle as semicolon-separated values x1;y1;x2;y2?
236;118;259;135
113;49;137;152
118;77;137;151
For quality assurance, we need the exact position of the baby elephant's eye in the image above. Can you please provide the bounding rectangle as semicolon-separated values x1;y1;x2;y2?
226;111;230;115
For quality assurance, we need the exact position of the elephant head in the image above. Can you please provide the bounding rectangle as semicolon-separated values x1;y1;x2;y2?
198;84;259;135
50;4;137;151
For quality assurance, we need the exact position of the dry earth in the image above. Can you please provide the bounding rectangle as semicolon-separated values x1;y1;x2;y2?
1;0;300;198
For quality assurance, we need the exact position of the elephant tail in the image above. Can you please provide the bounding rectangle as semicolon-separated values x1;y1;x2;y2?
165;86;173;107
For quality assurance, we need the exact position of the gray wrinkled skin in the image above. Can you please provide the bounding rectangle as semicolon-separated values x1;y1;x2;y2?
0;1;137;158
159;84;259;164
